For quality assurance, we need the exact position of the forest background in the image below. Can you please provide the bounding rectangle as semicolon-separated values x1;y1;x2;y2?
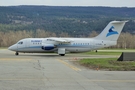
0;6;135;48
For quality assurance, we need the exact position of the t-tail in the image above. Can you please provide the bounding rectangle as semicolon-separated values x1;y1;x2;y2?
94;21;128;41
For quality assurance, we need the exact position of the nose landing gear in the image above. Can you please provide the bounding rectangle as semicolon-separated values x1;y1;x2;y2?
15;52;19;55
59;54;65;56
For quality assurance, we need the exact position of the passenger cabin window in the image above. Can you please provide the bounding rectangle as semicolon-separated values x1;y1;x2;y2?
18;42;23;44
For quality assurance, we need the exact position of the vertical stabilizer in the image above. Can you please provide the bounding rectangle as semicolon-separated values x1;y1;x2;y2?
94;21;128;41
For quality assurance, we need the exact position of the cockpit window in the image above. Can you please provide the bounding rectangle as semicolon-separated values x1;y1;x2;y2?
18;41;23;44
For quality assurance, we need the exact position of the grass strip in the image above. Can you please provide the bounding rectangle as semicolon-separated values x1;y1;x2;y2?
79;58;135;71
84;51;121;55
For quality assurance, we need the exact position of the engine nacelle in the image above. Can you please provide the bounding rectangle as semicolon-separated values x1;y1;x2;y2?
41;44;55;50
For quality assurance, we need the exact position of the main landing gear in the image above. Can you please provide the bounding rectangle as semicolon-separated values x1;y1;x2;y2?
15;52;19;55
58;48;65;56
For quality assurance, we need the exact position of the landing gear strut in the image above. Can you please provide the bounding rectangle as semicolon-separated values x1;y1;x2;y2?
15;52;19;55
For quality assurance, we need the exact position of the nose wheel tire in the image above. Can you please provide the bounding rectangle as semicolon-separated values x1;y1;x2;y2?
59;54;65;56
15;52;19;55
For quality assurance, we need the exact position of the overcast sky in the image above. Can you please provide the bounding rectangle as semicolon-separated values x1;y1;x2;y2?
0;0;135;7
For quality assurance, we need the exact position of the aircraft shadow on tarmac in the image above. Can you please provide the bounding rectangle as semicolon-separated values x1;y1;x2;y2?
17;54;60;57
12;53;86;58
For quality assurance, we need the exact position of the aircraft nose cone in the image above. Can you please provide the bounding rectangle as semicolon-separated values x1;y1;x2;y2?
8;44;17;51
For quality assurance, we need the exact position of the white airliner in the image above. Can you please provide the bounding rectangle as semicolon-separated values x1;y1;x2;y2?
8;21;127;56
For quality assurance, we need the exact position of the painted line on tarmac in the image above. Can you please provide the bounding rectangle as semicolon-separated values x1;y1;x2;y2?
0;78;43;81
0;58;32;61
0;78;134;82
57;59;81;71
90;79;135;82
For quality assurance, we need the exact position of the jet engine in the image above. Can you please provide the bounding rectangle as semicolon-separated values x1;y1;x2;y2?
41;44;55;50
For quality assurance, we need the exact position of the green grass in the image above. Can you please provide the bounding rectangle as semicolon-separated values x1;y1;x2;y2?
84;51;121;55
83;49;135;55
79;58;135;71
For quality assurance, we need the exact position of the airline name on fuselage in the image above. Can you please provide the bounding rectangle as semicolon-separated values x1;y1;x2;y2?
31;40;42;42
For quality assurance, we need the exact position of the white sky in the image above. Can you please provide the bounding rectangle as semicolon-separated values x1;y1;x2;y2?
0;0;135;7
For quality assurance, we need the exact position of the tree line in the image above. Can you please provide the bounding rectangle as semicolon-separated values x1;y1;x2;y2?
0;30;70;47
0;30;135;49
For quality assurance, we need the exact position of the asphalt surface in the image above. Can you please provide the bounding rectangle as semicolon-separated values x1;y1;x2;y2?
0;49;135;90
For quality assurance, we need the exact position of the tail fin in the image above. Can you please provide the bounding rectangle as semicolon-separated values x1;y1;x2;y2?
94;21;128;41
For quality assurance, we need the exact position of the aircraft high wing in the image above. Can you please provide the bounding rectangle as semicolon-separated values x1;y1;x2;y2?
47;37;74;43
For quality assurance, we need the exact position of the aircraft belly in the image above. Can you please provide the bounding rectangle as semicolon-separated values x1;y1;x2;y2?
57;45;91;52
66;47;91;52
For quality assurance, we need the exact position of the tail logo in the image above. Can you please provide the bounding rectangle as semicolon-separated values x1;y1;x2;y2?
106;26;118;37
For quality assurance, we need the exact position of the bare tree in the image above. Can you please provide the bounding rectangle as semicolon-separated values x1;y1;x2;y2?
1;30;135;49
89;31;98;37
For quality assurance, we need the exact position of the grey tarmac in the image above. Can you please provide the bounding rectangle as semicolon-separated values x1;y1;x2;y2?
0;49;135;90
